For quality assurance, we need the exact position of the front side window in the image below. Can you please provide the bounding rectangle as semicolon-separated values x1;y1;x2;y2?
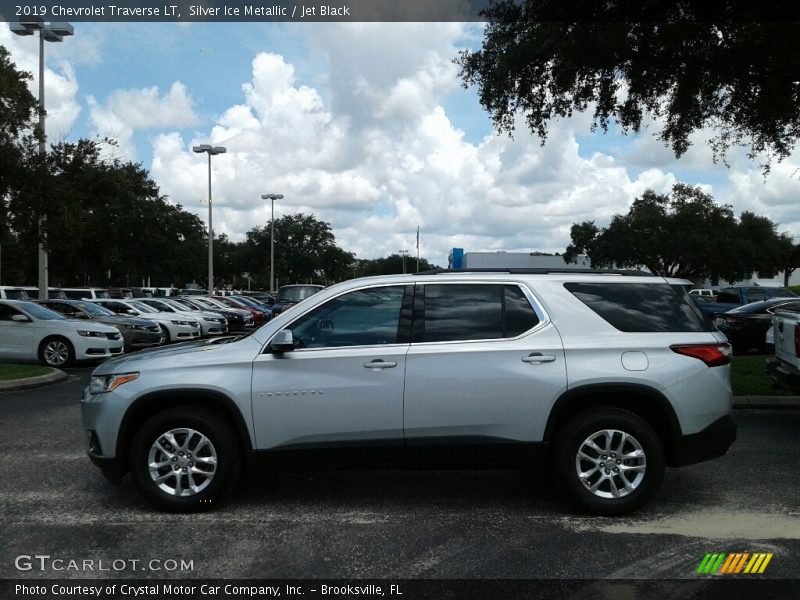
418;284;539;343
288;286;408;349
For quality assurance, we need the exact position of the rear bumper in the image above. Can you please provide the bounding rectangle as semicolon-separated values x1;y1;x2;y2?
766;358;800;392
670;414;736;467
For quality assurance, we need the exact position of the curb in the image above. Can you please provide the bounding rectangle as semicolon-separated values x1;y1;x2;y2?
0;368;68;392
733;396;800;409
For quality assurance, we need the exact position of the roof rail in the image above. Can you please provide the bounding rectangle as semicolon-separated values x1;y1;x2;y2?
418;268;652;276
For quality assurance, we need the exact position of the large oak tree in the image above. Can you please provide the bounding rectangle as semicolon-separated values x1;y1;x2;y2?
457;1;800;171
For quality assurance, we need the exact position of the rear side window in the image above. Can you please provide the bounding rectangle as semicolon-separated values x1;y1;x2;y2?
565;283;713;332
418;284;539;343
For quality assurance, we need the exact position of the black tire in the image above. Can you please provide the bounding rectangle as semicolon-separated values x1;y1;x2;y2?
129;407;241;512
38;336;75;368
159;324;171;344
553;407;664;516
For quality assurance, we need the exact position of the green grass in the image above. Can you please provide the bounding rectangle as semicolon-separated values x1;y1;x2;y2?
0;363;52;381
730;355;792;396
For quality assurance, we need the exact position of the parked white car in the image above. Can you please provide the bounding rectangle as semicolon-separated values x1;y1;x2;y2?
0;299;124;367
91;299;201;343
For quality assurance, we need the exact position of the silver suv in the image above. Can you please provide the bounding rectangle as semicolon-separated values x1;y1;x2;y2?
82;270;735;515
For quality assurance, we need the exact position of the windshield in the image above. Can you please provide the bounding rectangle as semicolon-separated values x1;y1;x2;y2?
144;300;174;312
129;301;156;313
167;299;195;311
201;298;229;309
277;286;322;303
78;302;115;316
19;302;65;320
233;296;262;308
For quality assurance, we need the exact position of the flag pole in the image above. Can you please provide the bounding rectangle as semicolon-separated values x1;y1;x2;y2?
416;226;420;273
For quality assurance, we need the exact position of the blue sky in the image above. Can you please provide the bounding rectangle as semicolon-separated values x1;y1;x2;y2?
3;22;799;266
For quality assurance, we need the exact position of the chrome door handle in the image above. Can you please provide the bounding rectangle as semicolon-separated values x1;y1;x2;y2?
522;353;556;364
364;359;397;369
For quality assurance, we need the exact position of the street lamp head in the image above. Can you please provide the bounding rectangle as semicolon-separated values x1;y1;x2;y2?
10;23;34;35
193;144;226;155
42;31;63;42
47;23;74;36
261;194;284;200
10;18;43;34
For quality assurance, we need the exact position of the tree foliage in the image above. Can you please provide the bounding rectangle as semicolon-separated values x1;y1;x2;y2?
240;213;356;288
357;253;439;276
457;1;800;171
564;184;795;282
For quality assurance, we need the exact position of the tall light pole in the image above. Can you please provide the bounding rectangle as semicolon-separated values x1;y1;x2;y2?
11;19;74;299
398;250;409;274
193;144;226;294
261;194;283;293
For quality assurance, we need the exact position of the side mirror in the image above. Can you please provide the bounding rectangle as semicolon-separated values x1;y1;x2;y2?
269;329;295;353
10;314;31;322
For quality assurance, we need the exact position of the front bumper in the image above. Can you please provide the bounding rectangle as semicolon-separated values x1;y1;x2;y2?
766;358;800;392
123;329;164;350
669;414;736;467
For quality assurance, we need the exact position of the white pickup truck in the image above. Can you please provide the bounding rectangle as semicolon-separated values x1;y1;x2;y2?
767;309;800;391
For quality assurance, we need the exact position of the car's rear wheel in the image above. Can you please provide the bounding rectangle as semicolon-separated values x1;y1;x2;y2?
38;336;75;368
129;407;241;512
553;407;664;516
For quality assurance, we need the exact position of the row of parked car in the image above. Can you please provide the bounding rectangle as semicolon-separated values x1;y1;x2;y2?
688;286;800;353
0;284;326;368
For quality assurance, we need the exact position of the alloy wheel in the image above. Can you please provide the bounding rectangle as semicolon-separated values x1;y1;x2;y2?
575;428;646;499
147;428;218;497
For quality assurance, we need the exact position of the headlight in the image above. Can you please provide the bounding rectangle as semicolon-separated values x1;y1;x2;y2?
171;320;192;325
77;330;105;338
89;372;139;394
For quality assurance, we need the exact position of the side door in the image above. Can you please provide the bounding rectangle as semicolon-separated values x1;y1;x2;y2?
251;284;413;461
0;304;35;359
403;282;567;463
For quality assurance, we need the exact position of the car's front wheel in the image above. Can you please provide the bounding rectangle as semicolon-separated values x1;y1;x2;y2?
129;407;241;512
159;325;171;344
39;336;75;368
553;408;664;516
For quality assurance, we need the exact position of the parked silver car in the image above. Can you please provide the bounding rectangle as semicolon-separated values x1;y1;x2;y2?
37;299;164;352
82;271;735;514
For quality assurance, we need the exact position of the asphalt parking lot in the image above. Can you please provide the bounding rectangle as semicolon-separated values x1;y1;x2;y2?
1;367;799;581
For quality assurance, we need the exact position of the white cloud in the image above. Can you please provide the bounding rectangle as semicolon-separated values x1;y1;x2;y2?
106;82;198;129
150;24;695;266
0;26;81;144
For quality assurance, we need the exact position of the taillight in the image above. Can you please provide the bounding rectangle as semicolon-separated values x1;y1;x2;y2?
671;343;732;367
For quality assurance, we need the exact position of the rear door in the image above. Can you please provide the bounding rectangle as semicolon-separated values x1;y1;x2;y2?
402;282;567;461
